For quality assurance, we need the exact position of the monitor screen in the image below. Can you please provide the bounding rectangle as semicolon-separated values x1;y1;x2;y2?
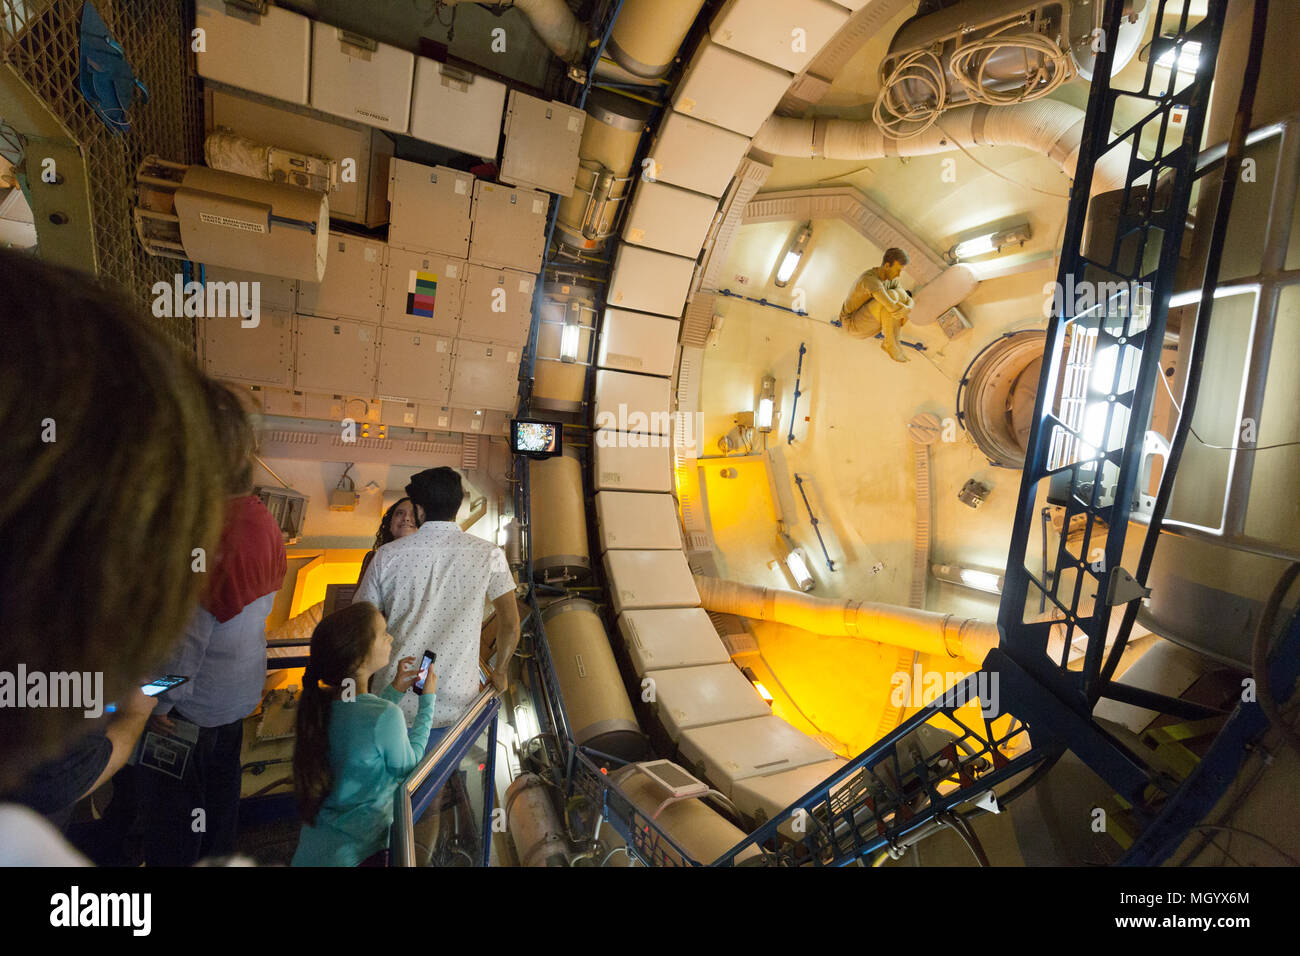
511;418;562;458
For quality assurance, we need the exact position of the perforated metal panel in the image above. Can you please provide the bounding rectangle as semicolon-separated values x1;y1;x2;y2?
310;22;414;134
468;180;548;272
678;716;834;798
593;432;673;492
648;111;751;199
460;263;535;347
297;233;385;323
294;314;378;397
194;0;311;105
618;608;731;676
201;309;294;388
608;244;696;318
622;179;720;258
449;339;521;411
603;549;701;614
388;159;473;259
376;329;454;405
597;308;679;376
646;664;772;741
597;492;683;550
672;39;792;137
500;90;585;196
594;370;673;435
410;58;506;159
382;248;466;337
710;0;850;73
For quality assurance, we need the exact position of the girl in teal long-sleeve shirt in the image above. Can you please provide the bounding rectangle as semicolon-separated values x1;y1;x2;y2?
291;601;436;866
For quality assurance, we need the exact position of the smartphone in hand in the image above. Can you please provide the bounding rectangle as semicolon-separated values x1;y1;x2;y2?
412;650;436;695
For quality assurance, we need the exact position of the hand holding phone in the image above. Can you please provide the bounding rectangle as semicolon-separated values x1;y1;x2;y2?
413;650;437;696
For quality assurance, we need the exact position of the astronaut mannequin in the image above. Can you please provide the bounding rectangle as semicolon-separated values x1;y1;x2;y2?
838;247;914;362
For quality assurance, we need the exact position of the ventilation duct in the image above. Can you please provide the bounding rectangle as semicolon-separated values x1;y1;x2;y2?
693;575;1000;665
752;100;1129;196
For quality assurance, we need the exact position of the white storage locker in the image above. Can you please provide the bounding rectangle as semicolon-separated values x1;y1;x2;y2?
448;339;520;411
388;160;473;259
206;89;393;229
195;0;311;105
594;370;672;436
596;492;681;550
597;309;679;377
646;663;772;741
678;715;835;798
622;180;719;259
382;248;465;337
310;23;414;134
603;549;700;614
297;233;385;323
375;329;454;405
618;608;731;675
468;181;548;273
593;431;673;492
460;264;534;347
607;245;696;318
732;759;849;835
672;39;792;137
648;111;751;199
294;314;378;397
500;90;585;197
710;0;850;74
201;309;294;388
409;58;507;158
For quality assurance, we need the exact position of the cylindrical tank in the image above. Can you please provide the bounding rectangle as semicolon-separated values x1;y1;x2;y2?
554;90;650;256
533;280;597;412
540;598;645;761
504;773;570;867
604;0;706;79
611;764;761;865
528;449;590;583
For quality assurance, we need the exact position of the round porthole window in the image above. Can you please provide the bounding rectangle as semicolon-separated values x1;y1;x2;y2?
957;329;1047;469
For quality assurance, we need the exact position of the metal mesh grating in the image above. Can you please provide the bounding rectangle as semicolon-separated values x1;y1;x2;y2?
1;0;204;351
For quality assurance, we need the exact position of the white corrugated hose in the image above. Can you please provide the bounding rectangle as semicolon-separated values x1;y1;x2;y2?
753;101;1129;196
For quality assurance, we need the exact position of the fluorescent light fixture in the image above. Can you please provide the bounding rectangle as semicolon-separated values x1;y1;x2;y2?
780;533;814;591
756;375;776;432
560;302;581;363
1156;39;1200;72
947;222;1031;263
741;668;775;704
932;563;1004;594
773;223;812;288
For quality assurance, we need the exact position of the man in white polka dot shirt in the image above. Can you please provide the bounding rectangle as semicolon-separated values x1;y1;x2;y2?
356;467;519;738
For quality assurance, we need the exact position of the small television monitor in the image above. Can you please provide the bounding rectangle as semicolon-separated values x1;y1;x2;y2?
511;418;563;459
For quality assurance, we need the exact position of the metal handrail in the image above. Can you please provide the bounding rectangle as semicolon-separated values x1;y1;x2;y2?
392;688;501;867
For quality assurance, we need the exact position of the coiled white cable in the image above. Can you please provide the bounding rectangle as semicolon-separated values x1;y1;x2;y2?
949;24;1073;107
873;48;947;140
